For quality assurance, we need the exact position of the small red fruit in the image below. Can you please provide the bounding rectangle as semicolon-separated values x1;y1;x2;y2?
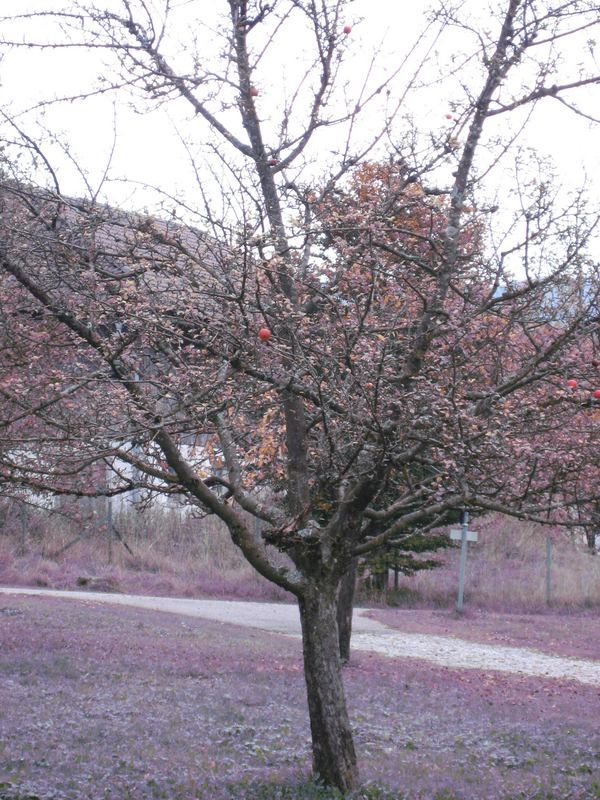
258;327;272;341
267;157;278;167
343;24;352;34
445;113;453;120
593;389;600;399
250;86;259;97
566;379;578;388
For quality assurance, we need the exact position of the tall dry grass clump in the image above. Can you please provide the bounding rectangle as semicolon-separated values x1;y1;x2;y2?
0;500;292;602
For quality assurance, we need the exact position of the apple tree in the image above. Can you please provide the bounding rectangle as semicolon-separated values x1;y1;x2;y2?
1;0;600;791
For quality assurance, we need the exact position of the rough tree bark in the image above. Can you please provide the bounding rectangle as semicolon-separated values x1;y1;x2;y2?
298;586;358;791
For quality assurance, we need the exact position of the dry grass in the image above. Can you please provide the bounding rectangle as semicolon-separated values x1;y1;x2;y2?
0;502;292;602
1;505;600;613
383;515;600;613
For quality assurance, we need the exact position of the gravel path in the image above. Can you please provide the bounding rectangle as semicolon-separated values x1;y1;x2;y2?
0;586;385;634
350;632;600;685
2;586;600;686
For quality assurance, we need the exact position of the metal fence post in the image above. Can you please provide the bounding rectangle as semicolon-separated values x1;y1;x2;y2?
545;534;552;606
456;511;469;611
107;497;113;565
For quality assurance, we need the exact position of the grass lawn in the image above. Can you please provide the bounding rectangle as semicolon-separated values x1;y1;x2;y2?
1;596;600;800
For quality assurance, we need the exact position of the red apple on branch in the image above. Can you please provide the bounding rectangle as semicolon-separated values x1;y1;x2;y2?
258;327;272;341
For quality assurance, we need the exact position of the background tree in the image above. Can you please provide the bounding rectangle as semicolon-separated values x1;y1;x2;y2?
1;0;600;792
318;161;481;659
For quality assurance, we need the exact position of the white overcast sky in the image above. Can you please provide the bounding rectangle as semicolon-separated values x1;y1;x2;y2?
0;0;598;234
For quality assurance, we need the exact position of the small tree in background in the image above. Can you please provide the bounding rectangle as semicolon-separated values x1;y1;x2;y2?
361;529;454;592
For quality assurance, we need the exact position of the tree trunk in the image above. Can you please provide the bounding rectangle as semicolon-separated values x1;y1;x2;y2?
585;528;597;554
337;557;357;664
298;588;359;792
